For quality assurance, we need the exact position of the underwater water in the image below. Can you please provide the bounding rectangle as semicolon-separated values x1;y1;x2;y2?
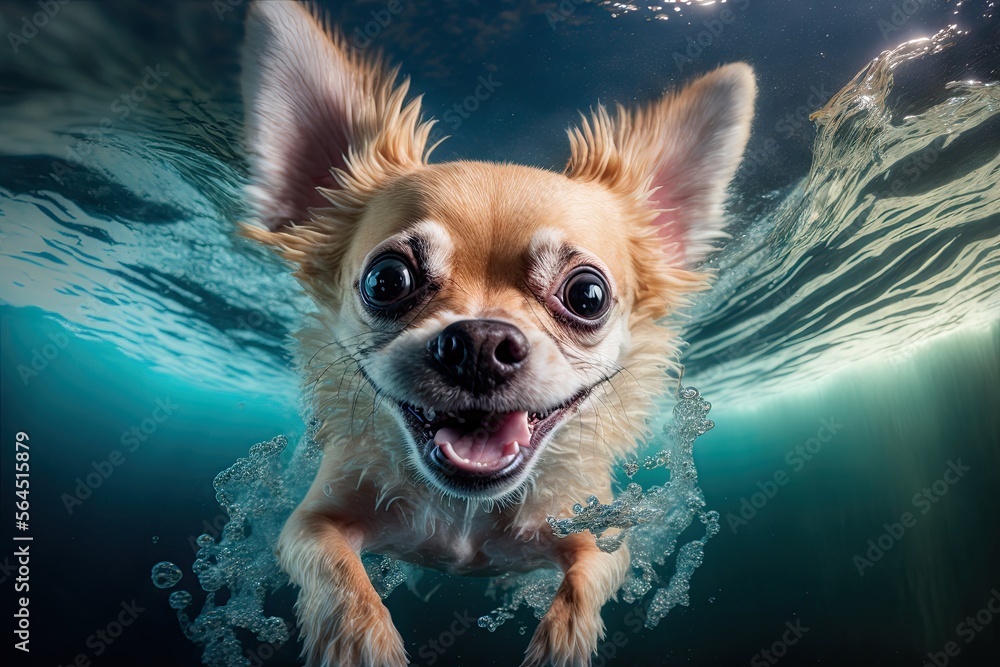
2;0;1000;666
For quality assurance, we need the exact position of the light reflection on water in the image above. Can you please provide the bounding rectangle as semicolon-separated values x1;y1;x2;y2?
1;2;998;664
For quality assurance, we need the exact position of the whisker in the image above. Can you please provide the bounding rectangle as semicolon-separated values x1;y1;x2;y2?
400;288;443;333
305;330;382;366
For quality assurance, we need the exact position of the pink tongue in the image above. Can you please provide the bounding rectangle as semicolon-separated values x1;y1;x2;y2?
434;411;531;471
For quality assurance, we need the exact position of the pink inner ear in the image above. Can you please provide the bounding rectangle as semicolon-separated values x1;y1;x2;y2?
270;117;352;230
643;112;725;264
647;178;688;261
242;1;366;232
569;63;755;267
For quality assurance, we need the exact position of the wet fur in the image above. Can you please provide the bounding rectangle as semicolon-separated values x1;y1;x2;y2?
240;2;755;665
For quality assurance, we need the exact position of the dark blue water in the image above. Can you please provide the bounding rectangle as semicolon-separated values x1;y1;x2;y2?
2;1;999;666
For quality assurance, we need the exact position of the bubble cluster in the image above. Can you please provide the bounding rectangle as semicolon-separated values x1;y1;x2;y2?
478;569;562;632
169;590;193;610
157;387;718;661
155;424;412;667
364;554;411;600
484;385;719;631
477;606;515;632
548;483;667;551
151;561;183;589
162;433;319;666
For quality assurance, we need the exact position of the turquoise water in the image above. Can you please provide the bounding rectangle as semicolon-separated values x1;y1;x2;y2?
2;1;999;666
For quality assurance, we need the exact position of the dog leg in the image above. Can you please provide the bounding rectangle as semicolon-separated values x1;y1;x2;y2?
522;533;630;667
278;509;408;667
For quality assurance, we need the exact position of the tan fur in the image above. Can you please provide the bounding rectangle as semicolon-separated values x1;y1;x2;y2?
241;3;754;665
278;511;407;666
523;533;631;667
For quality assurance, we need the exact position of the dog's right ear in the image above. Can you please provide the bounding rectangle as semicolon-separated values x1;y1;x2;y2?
240;1;431;257
566;64;755;268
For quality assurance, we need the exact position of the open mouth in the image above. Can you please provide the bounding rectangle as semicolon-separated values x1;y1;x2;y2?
398;389;590;497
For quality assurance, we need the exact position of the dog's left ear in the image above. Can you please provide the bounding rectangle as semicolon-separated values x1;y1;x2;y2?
567;63;756;266
240;1;431;249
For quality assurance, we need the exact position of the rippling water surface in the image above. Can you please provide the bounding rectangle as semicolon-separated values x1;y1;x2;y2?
1;1;998;666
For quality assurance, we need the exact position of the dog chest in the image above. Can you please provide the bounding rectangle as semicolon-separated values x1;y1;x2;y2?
368;511;557;576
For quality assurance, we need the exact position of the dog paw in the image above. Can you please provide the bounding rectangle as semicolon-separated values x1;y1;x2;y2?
300;596;408;667
521;596;604;667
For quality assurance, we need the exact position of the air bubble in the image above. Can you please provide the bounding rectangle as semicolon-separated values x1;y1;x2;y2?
157;387;719;663
195;562;226;592
365;555;410;599
153;431;325;667
151;561;183;589
257;616;290;644
536;385;718;629
169;590;193;610
478;610;512;632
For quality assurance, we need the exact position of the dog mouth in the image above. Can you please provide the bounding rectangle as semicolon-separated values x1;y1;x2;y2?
398;389;590;497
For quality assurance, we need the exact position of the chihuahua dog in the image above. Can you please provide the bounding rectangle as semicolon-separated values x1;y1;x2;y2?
240;2;754;665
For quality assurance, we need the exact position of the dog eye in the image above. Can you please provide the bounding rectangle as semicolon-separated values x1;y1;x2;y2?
560;267;610;320
361;255;415;308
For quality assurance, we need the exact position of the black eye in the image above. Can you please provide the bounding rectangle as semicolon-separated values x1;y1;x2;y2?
361;255;415;308
561;268;610;320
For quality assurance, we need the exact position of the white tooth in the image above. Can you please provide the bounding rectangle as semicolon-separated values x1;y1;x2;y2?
501;441;520;458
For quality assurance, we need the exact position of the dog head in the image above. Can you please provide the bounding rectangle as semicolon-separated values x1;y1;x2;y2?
241;2;755;501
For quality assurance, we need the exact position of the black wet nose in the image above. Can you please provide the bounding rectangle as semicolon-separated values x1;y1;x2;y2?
428;319;530;393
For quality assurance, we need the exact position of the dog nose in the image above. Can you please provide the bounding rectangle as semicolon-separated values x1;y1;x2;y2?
428;319;530;392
